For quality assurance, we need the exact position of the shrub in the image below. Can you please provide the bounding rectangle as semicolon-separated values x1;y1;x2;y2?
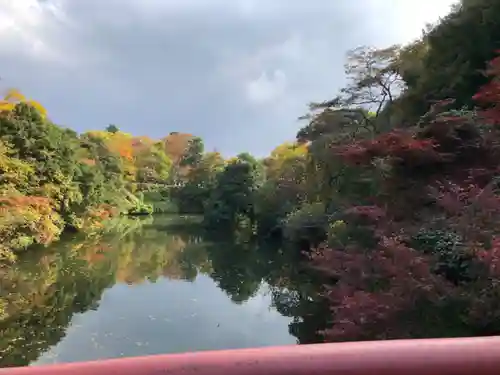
282;202;329;248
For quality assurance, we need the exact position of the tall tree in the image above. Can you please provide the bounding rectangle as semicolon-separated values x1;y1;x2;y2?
315;45;403;126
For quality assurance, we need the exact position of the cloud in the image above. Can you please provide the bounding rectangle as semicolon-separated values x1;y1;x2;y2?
0;0;61;63
0;0;456;156
245;69;287;105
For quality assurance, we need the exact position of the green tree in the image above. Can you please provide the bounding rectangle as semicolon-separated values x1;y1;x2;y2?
180;136;204;168
106;124;120;133
172;152;225;213
395;0;500;121
204;160;257;230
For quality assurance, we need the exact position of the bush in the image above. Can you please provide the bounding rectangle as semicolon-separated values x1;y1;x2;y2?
411;229;476;285
127;202;153;216
282;202;328;248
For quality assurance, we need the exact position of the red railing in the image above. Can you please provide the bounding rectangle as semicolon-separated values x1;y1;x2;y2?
1;336;500;375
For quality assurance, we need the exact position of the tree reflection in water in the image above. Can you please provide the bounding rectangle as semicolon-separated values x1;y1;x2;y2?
0;215;329;367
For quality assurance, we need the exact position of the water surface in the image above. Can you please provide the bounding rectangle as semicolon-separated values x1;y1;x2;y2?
0;215;324;367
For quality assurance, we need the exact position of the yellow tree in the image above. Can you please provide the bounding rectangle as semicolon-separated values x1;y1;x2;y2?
0;88;47;118
84;130;136;184
132;136;173;184
264;142;308;180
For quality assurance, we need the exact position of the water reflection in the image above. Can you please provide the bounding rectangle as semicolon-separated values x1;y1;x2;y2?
0;215;327;367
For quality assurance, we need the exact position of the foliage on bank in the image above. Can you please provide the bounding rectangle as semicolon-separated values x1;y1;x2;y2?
0;92;206;261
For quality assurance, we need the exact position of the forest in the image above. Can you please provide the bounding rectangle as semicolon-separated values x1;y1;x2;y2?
2;0;500;343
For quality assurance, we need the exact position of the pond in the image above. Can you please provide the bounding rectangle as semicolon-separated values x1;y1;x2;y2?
0;215;327;368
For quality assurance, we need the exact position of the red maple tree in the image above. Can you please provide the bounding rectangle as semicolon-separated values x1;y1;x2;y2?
311;54;500;341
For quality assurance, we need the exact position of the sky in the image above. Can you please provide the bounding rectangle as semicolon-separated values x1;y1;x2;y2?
0;0;456;156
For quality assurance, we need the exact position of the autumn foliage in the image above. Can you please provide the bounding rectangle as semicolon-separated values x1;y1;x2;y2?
0;195;63;261
0;88;47;119
310;55;500;341
473;52;500;125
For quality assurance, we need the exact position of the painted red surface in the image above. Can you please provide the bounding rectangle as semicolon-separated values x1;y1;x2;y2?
1;336;499;375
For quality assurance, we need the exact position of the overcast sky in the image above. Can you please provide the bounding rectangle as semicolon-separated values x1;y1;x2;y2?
1;0;456;156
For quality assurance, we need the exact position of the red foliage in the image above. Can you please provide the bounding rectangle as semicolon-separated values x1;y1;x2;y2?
476;237;500;277
473;54;500;125
311;237;450;340
311;55;500;341
345;205;386;221
337;130;439;167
